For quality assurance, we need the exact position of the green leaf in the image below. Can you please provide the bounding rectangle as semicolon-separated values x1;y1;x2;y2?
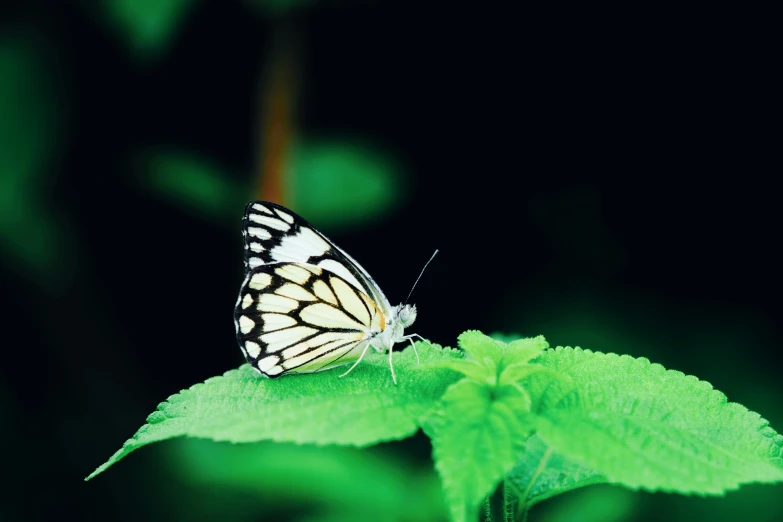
498;336;550;385
506;434;606;507
499;364;558;389
424;359;490;384
87;342;461;480
504;335;549;364
288;138;405;231
139;151;246;221
167;438;446;521
96;0;197;59
450;332;553;390
139;140;405;230
530;347;783;494
457;330;505;363
431;380;535;522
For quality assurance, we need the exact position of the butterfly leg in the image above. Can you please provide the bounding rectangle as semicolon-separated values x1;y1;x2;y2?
338;341;373;380
388;343;398;385
400;334;433;365
406;338;420;365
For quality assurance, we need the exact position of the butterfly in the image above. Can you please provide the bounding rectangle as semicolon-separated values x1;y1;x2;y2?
233;201;431;384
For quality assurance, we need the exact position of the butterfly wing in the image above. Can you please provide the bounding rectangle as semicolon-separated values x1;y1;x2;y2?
241;201;392;314
234;262;387;377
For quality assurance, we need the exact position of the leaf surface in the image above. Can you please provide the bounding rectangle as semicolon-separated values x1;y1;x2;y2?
529;348;783;494
87;343;460;480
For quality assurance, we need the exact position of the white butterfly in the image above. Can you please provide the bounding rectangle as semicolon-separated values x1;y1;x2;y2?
233;201;431;384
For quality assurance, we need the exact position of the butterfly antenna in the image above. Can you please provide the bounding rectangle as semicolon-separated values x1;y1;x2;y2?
405;249;439;304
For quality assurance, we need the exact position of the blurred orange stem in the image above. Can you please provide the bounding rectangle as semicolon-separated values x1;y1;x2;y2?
256;24;298;204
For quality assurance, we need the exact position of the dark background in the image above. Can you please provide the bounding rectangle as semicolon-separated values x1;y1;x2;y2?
1;2;780;522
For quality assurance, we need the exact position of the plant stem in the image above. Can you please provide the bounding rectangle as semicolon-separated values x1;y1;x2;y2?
487;479;508;522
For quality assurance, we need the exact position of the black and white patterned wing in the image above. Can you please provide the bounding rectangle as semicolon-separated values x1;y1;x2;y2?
234;262;387;377
241;201;391;313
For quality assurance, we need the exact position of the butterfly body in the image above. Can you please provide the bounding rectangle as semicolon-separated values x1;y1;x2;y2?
375;303;417;351
233;201;422;383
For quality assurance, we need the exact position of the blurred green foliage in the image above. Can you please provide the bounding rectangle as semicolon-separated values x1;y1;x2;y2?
140;151;247;221
166;438;446;521
0;35;65;284
93;0;316;61
535;486;637;522
139;138;404;230
287;138;405;230
96;0;197;59
648;484;783;522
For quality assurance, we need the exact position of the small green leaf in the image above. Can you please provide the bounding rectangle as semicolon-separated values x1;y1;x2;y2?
431;380;535;522
457;330;505;363
87;342;461;480
504;335;549;363
530;347;783;494
141;140;405;229
96;0;197;59
453;332;555;390
498;336;550;385
499;364;559;388
288;138;405;231
139;151;246;221
507;434;606;507
423;359;491;384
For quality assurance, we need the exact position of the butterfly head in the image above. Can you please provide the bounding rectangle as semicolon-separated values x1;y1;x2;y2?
396;304;417;328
